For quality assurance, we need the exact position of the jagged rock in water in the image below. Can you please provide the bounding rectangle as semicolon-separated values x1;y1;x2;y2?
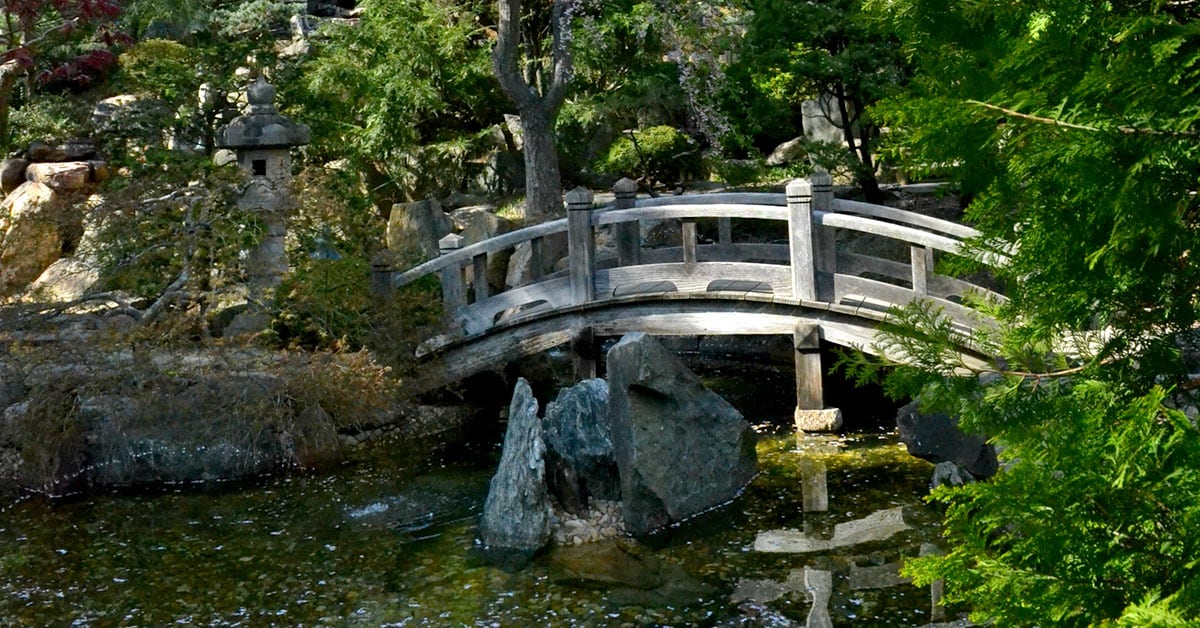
542;378;617;514
480;378;551;552
607;333;758;536
896;400;997;478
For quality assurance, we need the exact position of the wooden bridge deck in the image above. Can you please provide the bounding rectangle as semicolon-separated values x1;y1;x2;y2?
374;174;1006;393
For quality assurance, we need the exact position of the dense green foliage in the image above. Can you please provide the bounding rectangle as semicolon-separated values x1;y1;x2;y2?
718;0;906;196
300;0;503;206
855;0;1200;623
593;125;702;188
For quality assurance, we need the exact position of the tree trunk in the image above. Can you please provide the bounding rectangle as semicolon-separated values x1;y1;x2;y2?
834;84;883;202
519;102;564;218
493;0;575;218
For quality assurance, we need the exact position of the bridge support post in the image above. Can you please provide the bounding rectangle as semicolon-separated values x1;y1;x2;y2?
571;326;597;380
566;186;596;304
787;178;819;301
438;233;467;315
370;249;397;300
793;322;843;432
810;169;836;301
613;178;640;267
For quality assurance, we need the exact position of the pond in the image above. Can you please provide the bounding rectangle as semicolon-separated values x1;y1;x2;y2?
0;371;961;626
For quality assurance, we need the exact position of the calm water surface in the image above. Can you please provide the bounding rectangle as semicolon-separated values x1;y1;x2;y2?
1;375;952;626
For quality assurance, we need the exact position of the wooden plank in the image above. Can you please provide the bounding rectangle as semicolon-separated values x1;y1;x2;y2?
640;243;789;265
833;198;978;239
818;213;967;256
462;277;572;327
837;251;1002;302
833;274;990;328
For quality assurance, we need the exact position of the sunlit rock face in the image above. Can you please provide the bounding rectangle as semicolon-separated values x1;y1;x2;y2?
606;333;757;536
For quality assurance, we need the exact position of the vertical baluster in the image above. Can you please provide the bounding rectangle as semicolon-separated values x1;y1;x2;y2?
530;236;544;281
682;221;698;264
472;252;489;303
911;245;933;295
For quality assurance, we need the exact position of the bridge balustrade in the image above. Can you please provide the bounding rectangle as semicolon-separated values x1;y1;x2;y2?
374;173;1004;344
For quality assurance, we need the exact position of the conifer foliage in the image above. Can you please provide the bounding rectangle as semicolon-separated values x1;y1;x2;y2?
862;0;1200;623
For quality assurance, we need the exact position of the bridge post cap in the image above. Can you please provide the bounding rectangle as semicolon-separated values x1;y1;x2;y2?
612;177;638;198
439;233;465;251
565;186;595;209
808;168;833;188
786;178;813;198
370;248;399;269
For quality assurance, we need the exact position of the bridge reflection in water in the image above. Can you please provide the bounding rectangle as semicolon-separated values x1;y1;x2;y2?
377;173;1005;426
747;436;949;625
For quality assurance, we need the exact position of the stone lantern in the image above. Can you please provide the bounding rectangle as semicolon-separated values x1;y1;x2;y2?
216;75;310;332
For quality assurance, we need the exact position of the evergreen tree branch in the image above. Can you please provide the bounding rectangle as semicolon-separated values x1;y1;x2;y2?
966;100;1200;138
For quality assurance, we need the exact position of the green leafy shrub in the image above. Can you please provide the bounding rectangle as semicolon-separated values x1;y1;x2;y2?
594;125;704;187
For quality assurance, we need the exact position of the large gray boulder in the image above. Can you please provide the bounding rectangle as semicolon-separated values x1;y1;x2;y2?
896;400;997;479
607;333;758;535
480;378;552;552
386;198;451;258
542;378;618;514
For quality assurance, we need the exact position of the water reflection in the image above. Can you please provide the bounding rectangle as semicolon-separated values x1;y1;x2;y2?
755;507;912;553
0;430;952;625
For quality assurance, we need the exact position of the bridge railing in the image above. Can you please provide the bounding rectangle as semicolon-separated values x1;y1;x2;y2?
375;173;1005;338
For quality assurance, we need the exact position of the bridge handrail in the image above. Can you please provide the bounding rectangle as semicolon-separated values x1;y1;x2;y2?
388;188;1000;291
831;198;977;239
391;217;569;287
592;203;788;225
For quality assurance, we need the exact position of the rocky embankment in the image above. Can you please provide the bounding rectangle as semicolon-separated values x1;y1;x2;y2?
0;335;475;495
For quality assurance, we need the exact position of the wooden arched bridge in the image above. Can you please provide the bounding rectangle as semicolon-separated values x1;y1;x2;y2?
373;173;1006;416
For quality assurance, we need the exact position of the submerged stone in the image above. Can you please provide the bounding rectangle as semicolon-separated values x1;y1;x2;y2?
479;378;551;552
896;400;997;478
607;333;757;536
